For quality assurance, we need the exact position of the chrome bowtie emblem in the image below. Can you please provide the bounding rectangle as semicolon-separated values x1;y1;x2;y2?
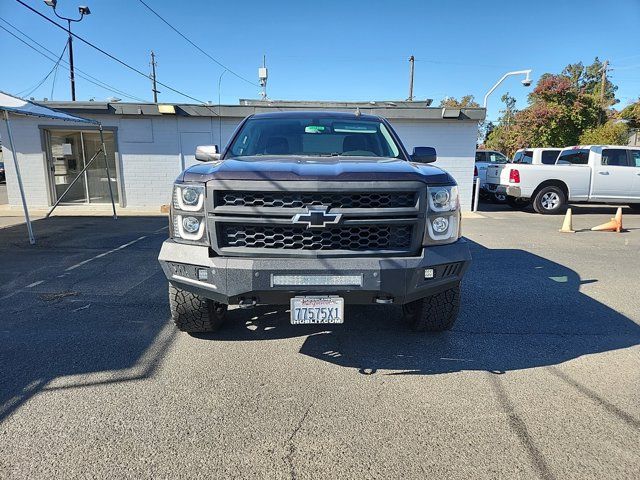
292;206;342;229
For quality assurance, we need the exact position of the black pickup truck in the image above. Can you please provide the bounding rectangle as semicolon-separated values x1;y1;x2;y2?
158;111;470;333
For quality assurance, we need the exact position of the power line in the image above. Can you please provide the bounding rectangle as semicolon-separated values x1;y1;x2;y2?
16;41;67;97
0;20;148;102
136;0;258;88
15;0;217;109
0;17;147;102
50;50;62;100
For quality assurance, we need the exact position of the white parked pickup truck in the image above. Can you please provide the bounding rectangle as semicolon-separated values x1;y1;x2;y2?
486;145;640;214
483;148;560;202
475;150;509;202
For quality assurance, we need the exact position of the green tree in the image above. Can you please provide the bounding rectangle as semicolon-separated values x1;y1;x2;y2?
484;93;520;156
579;121;630;145
561;57;618;106
439;95;480;108
619;99;640;128
486;71;605;155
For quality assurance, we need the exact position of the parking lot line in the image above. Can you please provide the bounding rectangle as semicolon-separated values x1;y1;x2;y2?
65;235;149;272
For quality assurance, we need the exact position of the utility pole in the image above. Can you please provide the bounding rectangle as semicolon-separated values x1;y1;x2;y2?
150;51;159;103
599;59;609;124
258;54;268;101
66;20;76;101
407;55;415;101
44;1;91;101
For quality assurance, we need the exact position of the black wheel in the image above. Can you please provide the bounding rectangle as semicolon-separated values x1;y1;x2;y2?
492;192;508;204
401;285;461;332
506;196;530;210
533;186;567;214
628;204;640;212
169;283;227;332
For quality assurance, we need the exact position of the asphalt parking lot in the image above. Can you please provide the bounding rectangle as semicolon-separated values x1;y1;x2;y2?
1;207;639;479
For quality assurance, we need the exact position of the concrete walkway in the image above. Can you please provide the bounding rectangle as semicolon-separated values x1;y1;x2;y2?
0;203;167;218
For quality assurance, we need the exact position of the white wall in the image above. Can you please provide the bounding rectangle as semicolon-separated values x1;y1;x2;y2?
0;114;241;208
1;114;477;210
390;119;477;211
0;116;51;208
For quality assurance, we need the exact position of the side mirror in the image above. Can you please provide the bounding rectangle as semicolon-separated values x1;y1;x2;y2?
411;146;437;163
195;145;221;162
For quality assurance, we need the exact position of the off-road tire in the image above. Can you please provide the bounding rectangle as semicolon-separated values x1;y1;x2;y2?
401;284;461;332
628;204;640;212
169;284;227;332
533;186;567;215
506;196;530;210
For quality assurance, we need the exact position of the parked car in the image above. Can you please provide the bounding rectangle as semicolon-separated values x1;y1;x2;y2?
486;145;640;214
0;162;5;183
475;149;509;202
484;148;561;201
159;111;471;333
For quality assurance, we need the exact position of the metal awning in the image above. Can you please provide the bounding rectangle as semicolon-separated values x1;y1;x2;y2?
0;91;116;244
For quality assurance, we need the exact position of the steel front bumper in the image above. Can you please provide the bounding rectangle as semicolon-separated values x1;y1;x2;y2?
158;239;471;306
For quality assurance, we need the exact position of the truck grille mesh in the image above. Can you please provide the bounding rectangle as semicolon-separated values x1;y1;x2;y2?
216;191;415;209
220;224;413;251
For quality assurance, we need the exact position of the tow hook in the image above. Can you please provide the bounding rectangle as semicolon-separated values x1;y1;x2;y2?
238;298;257;309
375;297;394;304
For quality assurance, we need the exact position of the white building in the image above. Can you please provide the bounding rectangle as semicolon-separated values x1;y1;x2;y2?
0;99;485;211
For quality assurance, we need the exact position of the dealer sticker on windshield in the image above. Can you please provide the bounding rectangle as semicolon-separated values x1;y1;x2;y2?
290;296;344;324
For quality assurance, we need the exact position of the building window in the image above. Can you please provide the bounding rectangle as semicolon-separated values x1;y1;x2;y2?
46;129;119;205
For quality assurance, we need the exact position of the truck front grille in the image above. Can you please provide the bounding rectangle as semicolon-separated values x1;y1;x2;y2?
216;191;416;209
207;181;426;257
220;224;413;251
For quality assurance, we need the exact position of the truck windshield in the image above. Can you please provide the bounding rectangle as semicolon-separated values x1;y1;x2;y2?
226;117;402;158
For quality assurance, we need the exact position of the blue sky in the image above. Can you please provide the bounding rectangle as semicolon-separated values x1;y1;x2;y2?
1;0;639;121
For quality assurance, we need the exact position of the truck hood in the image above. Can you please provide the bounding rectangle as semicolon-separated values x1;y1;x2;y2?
180;156;454;184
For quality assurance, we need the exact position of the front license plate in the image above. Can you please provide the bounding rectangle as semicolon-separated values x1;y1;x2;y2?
290;296;344;325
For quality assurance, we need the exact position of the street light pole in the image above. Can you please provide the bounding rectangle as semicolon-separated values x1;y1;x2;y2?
44;1;91;101
483;69;532;109
66;19;75;101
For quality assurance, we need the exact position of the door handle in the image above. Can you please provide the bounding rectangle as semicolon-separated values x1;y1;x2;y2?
598;171;610;175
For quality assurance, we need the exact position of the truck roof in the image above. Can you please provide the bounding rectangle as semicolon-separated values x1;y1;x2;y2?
561;145;638;151
250;110;383;122
515;147;562;152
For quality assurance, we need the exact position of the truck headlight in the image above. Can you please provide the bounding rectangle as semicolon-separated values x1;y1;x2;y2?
173;214;206;241
170;183;208;244
431;216;449;234
428;185;459;212
424;185;460;245
173;184;204;211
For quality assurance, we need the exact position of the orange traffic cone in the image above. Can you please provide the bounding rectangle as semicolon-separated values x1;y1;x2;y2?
614;207;623;232
559;208;575;233
591;207;624;233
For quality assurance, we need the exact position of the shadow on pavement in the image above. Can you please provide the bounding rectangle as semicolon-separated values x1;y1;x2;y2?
196;239;640;375
0;216;172;423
